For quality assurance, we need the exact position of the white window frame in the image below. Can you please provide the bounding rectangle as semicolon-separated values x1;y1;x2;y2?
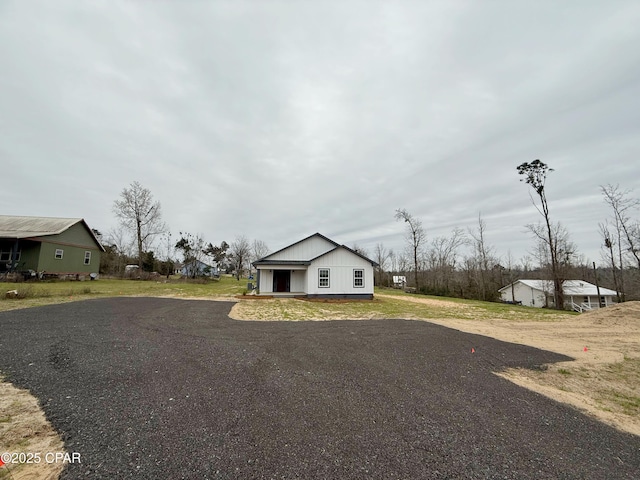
55;249;64;259
318;268;330;288
84;251;92;265
353;269;364;288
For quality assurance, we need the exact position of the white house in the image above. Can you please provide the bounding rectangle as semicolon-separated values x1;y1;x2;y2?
252;233;378;299
499;279;620;312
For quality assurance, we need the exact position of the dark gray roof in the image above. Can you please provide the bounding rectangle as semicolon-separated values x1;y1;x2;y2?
252;259;311;266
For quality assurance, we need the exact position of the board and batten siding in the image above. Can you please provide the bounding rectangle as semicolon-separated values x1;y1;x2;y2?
306;248;374;296
256;267;308;293
259;269;274;293
501;281;547;307
267;235;335;262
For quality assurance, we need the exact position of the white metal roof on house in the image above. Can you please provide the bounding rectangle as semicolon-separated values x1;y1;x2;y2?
500;279;618;296
0;215;84;238
0;215;104;251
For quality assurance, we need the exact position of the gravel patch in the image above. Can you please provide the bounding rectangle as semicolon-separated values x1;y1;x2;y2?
0;297;639;479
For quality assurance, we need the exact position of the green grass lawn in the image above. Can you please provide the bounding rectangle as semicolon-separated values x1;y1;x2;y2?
0;275;246;312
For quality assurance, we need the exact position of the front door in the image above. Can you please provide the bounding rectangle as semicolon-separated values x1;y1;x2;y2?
273;270;291;292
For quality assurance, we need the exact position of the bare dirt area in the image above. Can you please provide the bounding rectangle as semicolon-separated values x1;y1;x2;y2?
0;381;64;479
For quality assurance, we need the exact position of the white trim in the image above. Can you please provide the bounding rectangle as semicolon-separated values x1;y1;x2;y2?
318;268;330;288
353;268;364;288
55;248;64;259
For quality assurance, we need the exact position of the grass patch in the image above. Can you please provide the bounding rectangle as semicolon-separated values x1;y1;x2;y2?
233;293;577;323
375;287;576;322
0;275;246;312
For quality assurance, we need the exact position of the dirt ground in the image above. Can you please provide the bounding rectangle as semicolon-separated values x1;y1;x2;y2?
0;381;64;479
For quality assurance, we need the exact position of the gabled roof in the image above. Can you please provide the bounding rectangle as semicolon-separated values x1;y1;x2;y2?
253;232;378;267
499;279;619;296
0;215;105;251
257;232;339;261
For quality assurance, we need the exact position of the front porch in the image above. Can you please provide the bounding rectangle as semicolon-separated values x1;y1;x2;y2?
254;264;309;296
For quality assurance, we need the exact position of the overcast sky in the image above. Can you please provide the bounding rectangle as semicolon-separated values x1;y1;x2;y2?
2;1;639;266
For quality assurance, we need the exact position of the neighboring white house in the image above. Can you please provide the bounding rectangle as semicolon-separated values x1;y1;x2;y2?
498;279;620;312
252;233;378;299
392;275;407;288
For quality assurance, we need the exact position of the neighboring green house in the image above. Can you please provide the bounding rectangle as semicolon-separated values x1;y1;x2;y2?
0;215;105;277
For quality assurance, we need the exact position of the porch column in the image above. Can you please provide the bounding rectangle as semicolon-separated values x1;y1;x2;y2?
9;239;19;272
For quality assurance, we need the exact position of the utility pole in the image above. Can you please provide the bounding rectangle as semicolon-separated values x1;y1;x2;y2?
593;262;603;308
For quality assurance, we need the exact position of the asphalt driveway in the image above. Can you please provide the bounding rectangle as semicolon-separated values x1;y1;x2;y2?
1;297;638;479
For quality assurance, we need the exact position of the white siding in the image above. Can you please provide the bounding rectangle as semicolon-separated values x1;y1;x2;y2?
256;267;308;293
290;270;306;292
266;235;336;261
307;248;374;295
501;281;547;307
259;269;274;293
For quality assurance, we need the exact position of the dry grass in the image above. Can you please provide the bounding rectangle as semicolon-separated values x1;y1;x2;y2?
0;380;64;479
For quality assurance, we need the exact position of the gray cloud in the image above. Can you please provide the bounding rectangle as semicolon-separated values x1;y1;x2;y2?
2;0;639;266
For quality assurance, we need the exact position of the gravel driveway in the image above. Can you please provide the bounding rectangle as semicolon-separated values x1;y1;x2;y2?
1;297;639;479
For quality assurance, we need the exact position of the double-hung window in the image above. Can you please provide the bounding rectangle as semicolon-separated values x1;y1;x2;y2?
55;249;64;259
318;268;330;288
84;251;92;265
354;269;364;288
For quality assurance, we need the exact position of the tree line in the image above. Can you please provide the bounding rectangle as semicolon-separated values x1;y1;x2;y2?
384;161;639;307
101;172;639;305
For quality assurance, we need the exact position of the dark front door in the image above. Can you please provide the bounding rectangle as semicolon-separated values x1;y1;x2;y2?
273;270;291;292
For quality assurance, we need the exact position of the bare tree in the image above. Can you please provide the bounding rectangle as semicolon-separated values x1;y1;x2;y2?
113;181;167;268
426;228;466;294
250;239;270;276
102;226;134;275
517;160;565;309
599;222;624;302
468;214;496;301
527;221;577;307
395;208;426;290
601;184;640;270
229;235;251;280
373;243;391;286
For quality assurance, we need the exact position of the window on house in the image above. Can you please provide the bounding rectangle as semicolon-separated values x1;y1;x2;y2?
84;251;91;265
55;249;64;259
319;268;330;288
354;269;364;288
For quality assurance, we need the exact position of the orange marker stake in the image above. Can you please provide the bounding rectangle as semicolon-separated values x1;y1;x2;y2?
471;348;475;353
583;346;588;352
